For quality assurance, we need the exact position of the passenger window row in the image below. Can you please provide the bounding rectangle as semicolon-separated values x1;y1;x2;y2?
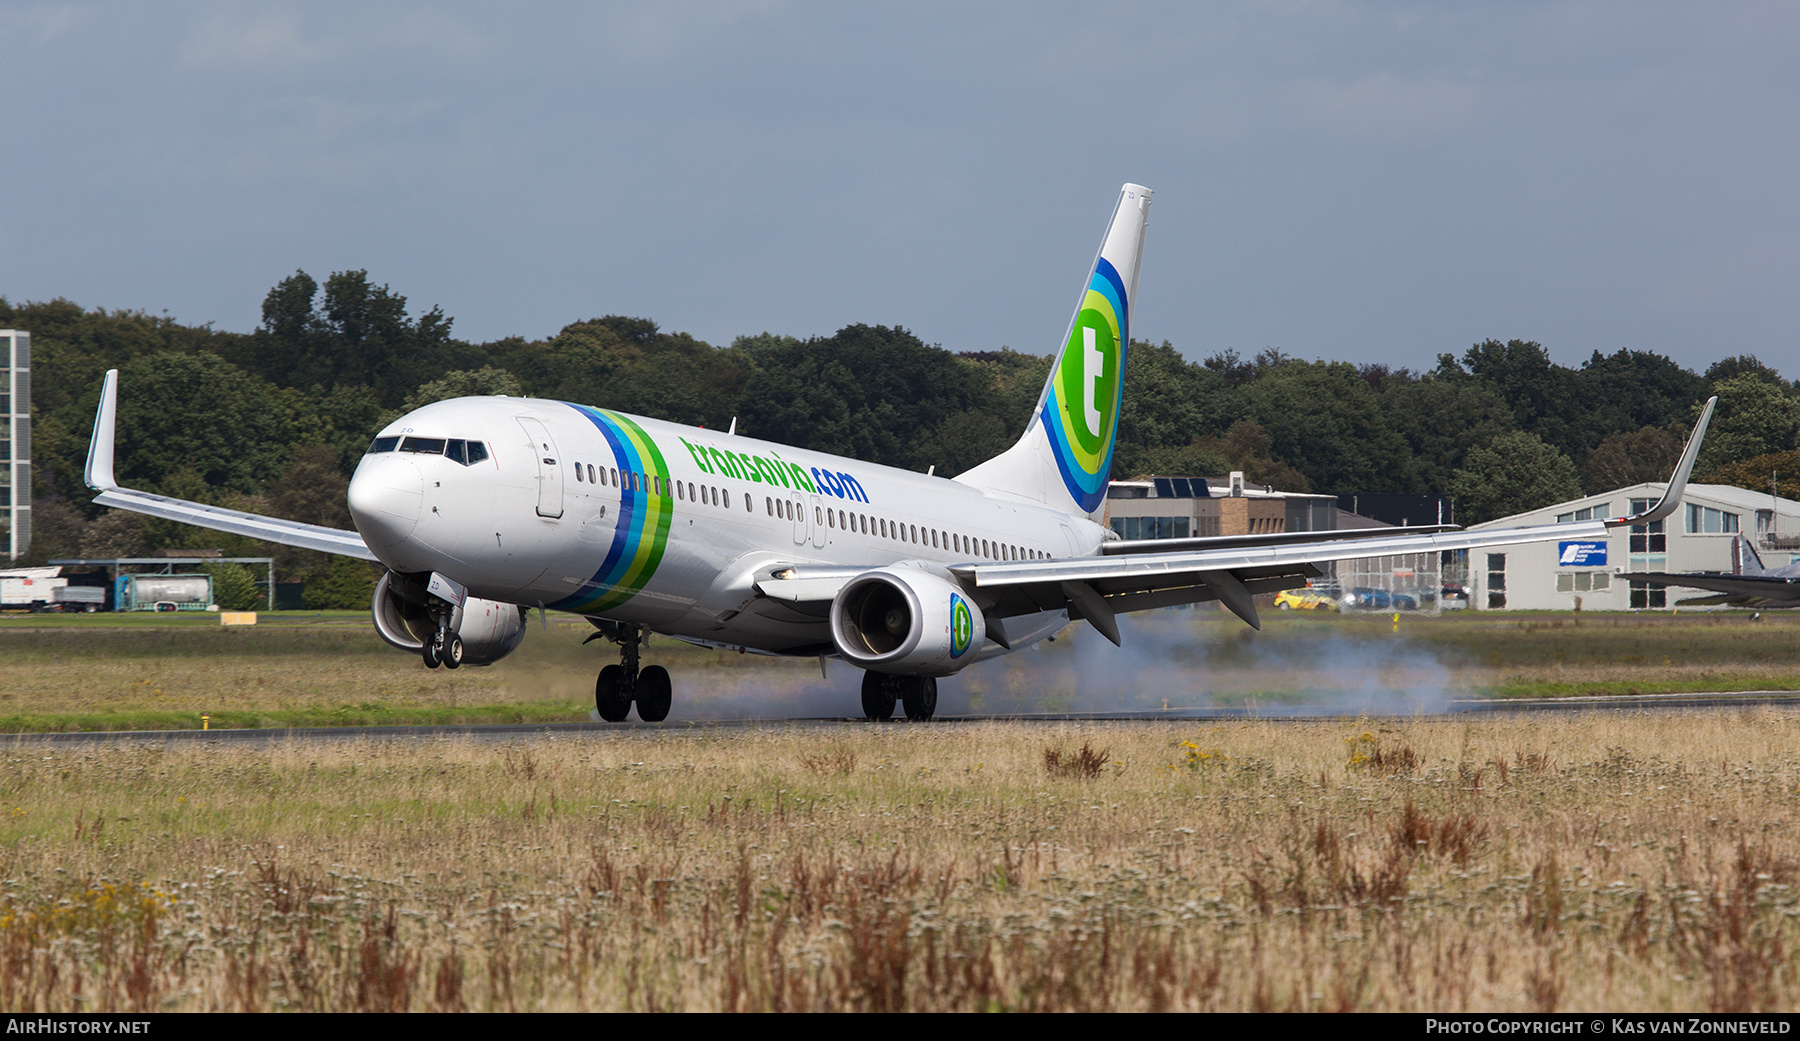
571;463;672;498
670;479;747;511
574;461;620;488
366;436;489;465
816;506;1048;562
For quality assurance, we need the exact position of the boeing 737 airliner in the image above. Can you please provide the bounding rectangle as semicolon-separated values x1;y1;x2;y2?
82;184;1718;722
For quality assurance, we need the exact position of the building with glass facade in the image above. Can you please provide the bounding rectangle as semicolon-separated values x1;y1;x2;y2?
1;330;28;561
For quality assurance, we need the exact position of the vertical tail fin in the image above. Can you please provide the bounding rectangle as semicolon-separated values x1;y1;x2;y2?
1737;532;1769;575
956;183;1151;518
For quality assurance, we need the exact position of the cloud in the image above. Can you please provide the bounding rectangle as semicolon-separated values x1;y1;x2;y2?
175;5;485;75
1296;71;1474;140
0;2;90;45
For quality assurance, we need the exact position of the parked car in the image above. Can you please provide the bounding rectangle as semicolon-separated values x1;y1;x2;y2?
1274;585;1341;611
1341;587;1419;611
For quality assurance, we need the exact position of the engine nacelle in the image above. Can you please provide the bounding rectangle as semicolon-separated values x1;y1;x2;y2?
830;566;985;676
371;571;527;665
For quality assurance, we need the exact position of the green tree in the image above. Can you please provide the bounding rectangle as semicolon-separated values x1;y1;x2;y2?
1575;348;1709;448
205;562;263;611
1;297;253;504
957;348;1054;444
1698;374;1800;471
77;510;147;559
110;352;297;496
1238;360;1416;494
1583;423;1688;492
735;325;996;472
403;366;525;410
1192;421;1312;492
1111;340;1246;478
1378;375;1517;493
265;446;355;585
1439;339;1583;459
303;555;377;610
496;317;749;429
1698;448;1800;501
1704;354;1789;388
245;270;468;408
1448;431;1582;524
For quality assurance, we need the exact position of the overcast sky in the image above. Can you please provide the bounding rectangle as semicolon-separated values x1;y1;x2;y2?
3;2;1796;375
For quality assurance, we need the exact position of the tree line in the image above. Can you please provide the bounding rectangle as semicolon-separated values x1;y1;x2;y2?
6;270;1798;603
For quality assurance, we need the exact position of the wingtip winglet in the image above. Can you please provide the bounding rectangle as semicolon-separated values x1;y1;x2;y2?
1606;394;1716;528
83;369;118;492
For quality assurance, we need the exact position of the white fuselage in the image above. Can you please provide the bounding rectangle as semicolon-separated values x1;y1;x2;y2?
347;396;1102;657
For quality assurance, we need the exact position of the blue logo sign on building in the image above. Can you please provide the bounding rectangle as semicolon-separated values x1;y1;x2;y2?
1558;541;1607;566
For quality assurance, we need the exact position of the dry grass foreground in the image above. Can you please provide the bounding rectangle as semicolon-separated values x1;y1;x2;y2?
4;714;1800;1011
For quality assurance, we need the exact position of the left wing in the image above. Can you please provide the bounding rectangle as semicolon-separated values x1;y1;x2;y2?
84;369;378;560
763;396;1718;645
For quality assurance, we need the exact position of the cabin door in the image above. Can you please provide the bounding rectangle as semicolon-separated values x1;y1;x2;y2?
516;417;564;519
809;495;828;548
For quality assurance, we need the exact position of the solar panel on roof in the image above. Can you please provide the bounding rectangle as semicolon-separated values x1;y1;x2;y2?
1153;478;1174;498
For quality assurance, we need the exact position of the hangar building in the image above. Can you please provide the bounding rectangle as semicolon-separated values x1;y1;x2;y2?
1466;483;1800;610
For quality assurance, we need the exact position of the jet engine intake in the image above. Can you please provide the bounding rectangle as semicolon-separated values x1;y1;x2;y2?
830;567;985;675
371;571;527;665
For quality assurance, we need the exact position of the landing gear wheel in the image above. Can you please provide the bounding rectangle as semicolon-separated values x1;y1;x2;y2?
860;671;896;721
442;634;464;669
635;665;672;722
900;676;938;721
595;665;631;722
422;636;442;669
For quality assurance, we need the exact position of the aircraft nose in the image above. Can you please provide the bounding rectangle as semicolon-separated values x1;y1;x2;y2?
348;458;424;555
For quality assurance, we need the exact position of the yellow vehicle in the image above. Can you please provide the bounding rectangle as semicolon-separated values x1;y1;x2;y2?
1273;585;1340;612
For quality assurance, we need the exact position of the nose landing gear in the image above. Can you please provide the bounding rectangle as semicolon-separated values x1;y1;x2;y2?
587;621;673;722
421;599;463;670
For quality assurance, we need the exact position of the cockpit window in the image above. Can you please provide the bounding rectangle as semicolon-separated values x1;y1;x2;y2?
384;436;489;465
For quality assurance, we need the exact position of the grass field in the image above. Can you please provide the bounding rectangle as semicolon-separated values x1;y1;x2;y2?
4;610;1800;1010
3;608;1799;731
3;714;1800;1011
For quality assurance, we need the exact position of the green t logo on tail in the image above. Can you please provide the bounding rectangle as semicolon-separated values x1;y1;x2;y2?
1043;257;1128;512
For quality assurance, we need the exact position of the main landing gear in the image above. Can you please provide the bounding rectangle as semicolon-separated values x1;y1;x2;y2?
860;671;937;721
585;621;672;723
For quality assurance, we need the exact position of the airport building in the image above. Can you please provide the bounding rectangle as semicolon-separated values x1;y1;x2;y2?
1;330;27;561
1466;483;1800;611
1104;473;1339;539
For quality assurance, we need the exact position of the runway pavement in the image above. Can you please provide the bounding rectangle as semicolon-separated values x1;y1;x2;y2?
9;690;1800;746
